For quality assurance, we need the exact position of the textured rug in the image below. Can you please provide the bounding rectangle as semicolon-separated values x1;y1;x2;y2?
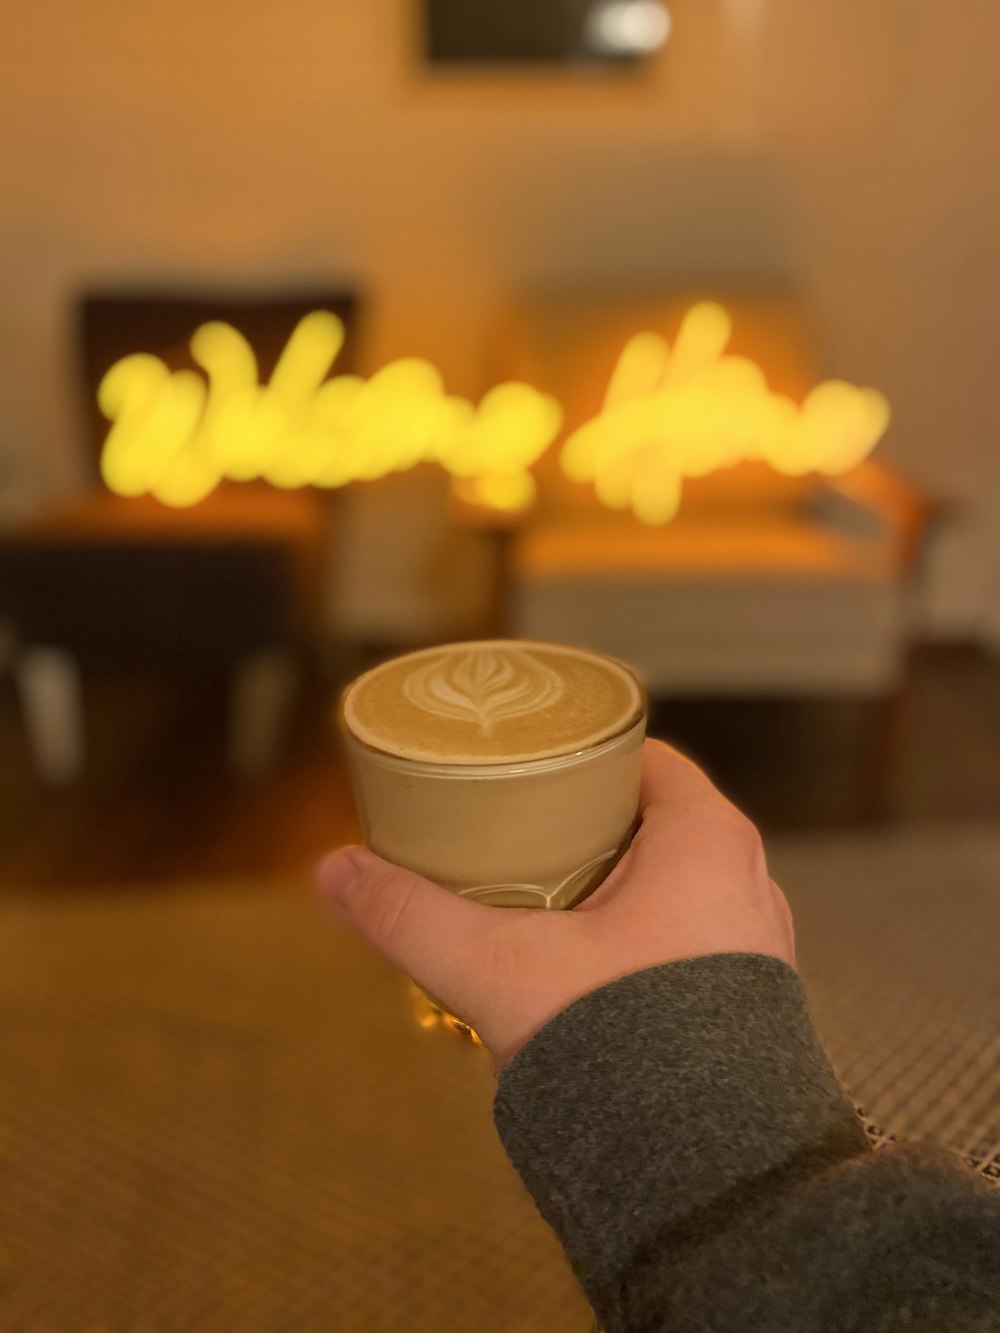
1;823;998;1332
770;825;1000;1174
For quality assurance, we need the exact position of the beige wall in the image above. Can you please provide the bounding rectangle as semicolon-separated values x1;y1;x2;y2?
2;0;998;632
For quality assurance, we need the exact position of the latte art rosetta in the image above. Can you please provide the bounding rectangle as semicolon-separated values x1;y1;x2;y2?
403;649;565;736
343;638;642;763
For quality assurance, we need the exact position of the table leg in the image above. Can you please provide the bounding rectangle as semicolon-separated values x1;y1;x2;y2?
16;647;85;784
228;649;298;781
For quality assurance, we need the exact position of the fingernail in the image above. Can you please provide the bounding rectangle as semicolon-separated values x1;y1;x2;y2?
317;846;367;908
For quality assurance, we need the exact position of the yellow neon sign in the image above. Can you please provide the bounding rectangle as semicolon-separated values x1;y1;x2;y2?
561;302;890;524
98;304;889;521
98;311;562;510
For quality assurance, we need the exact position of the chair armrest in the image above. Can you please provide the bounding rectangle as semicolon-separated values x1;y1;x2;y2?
819;461;939;578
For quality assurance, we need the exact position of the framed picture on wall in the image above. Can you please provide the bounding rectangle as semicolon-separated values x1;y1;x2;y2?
422;0;671;68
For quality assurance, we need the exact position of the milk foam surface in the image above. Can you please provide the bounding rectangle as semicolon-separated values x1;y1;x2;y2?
342;640;643;764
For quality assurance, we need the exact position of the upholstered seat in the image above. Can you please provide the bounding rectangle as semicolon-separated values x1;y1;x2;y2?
512;502;907;694
495;292;931;711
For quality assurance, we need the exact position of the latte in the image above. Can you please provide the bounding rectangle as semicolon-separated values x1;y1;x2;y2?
341;640;643;765
339;641;647;913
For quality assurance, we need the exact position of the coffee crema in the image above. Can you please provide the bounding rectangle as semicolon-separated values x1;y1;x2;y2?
341;640;643;765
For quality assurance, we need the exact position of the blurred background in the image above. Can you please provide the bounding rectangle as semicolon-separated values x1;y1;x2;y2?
1;3;998;1330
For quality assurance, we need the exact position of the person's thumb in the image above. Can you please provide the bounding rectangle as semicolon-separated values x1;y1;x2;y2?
316;845;490;1004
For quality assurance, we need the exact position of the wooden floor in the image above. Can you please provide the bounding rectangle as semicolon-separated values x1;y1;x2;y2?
2;644;999;889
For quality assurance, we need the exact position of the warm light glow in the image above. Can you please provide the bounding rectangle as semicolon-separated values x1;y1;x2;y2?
409;983;483;1044
450;472;537;513
562;302;891;524
585;0;672;55
98;312;562;509
98;304;888;523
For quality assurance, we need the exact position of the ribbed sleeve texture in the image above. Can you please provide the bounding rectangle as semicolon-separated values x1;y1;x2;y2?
494;954;1000;1333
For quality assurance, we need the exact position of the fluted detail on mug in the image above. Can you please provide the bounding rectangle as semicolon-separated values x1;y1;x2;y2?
457;831;638;909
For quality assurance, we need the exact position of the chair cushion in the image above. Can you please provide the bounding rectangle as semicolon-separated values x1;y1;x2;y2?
0;488;329;666
510;511;905;695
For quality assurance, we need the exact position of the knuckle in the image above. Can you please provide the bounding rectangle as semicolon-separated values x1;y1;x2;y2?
716;802;762;849
364;868;421;946
471;931;518;1001
716;804;769;877
473;912;533;976
473;912;560;1000
776;884;796;936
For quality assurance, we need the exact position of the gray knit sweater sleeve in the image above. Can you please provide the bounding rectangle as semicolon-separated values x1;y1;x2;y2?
493;953;1000;1333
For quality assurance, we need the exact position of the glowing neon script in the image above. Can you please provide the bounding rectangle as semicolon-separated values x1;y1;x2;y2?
561;302;891;524
98;311;563;509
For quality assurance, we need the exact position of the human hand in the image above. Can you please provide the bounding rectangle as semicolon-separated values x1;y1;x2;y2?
317;740;795;1069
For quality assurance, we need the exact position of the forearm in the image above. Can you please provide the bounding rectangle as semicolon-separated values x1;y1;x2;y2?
494;954;1000;1332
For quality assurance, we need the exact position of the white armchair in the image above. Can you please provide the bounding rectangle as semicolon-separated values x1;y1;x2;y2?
510;465;928;699
494;292;933;804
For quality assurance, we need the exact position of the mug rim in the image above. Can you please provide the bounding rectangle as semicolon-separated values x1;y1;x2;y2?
337;639;647;772
339;714;648;778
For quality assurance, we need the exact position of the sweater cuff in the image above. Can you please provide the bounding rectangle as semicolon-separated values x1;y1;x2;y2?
493;953;868;1301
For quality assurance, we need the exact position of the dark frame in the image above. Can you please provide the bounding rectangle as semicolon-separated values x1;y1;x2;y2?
423;0;659;68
